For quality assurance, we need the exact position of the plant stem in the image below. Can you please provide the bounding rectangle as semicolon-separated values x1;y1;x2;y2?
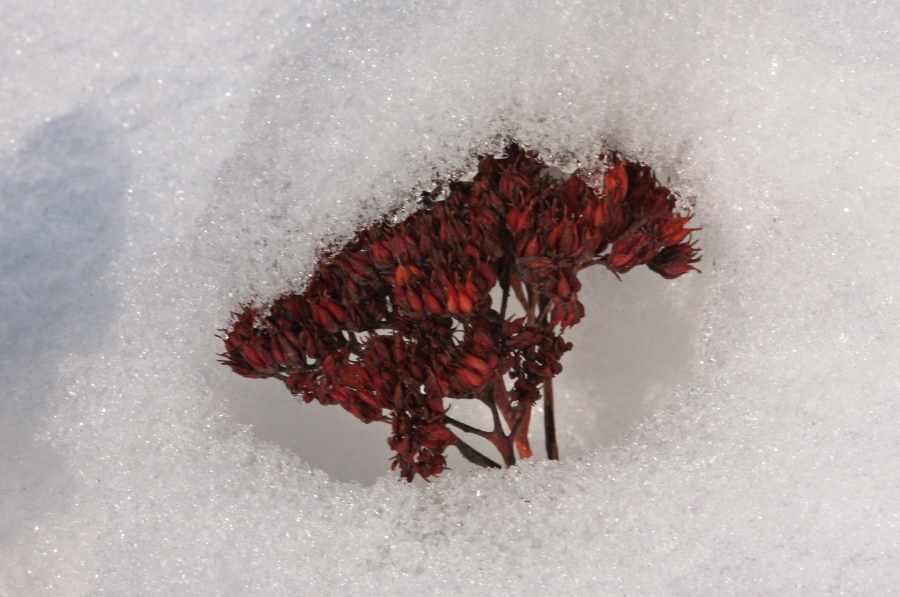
499;269;510;320
484;394;516;466
452;433;502;469
479;393;500;432
543;377;559;460
510;273;530;315
525;284;537;325
445;415;491;439
510;402;534;459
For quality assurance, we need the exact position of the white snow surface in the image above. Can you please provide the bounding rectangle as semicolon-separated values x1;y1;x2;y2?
2;0;900;595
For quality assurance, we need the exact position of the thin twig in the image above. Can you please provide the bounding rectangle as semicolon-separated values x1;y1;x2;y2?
500;278;510;320
525;283;537;325
543;377;559;460
483;393;507;437
492;379;513;423
445;416;492;440
452;434;502;469
509;403;530;440
486;392;516;466
512;401;534;459
510;272;530;315
536;296;556;325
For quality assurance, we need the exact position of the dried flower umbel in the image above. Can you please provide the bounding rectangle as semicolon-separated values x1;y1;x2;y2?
220;145;700;481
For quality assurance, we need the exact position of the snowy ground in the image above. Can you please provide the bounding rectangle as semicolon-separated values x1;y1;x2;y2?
2;1;900;595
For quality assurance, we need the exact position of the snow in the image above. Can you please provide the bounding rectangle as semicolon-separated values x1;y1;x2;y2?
2;0;900;594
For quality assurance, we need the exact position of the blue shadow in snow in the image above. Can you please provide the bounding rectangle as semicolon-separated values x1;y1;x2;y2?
0;110;130;548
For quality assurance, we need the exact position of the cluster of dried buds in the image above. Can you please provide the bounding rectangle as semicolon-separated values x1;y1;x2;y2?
220;144;700;481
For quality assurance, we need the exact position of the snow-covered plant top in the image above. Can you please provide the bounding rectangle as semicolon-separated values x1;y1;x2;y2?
220;144;700;481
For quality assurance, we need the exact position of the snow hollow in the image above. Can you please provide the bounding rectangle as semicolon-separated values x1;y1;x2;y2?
2;1;900;595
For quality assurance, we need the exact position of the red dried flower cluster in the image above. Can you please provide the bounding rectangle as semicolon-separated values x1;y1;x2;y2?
220;145;700;481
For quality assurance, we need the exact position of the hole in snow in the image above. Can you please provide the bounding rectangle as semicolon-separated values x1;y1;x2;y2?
551;264;708;455
225;258;708;486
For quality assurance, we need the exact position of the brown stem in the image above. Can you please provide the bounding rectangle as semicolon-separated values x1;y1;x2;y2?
493;381;533;460
510;273;530;316
452;433;502;469
482;392;505;437
448;407;516;468
484;394;516;466
445;416;492;440
543;377;559;460
536;296;557;324
525;284;537;325
493;379;513;418
577;255;609;271
499;271;510;320
494;436;516;467
510;402;534;459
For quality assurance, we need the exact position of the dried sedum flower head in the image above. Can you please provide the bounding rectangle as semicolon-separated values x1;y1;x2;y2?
220;144;700;481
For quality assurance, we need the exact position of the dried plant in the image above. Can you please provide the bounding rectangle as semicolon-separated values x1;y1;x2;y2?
219;145;700;481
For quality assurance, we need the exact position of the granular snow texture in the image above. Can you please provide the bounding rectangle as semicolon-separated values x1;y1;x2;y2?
2;1;899;595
